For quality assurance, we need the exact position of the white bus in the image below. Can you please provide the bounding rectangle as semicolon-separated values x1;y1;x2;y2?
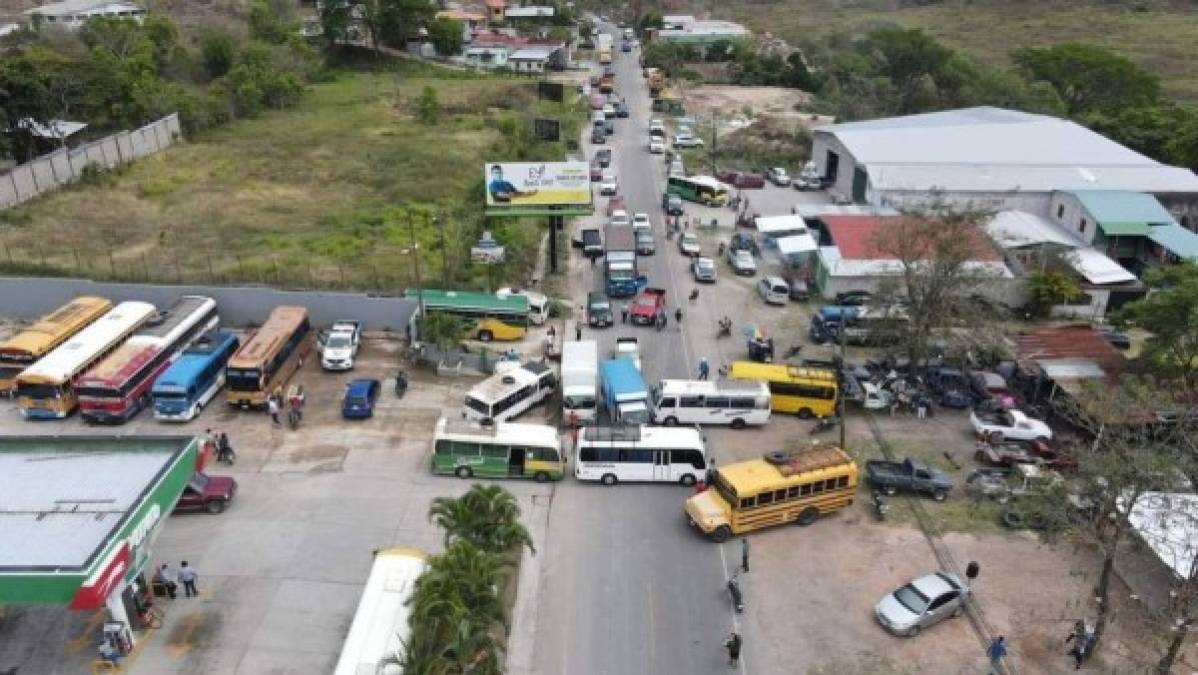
650;379;772;429
463;361;556;423
496;287;550;326
333;547;428;675
575;425;708;486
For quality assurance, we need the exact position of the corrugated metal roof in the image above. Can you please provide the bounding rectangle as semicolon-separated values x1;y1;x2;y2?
986;210;1080;249
1069;190;1176;226
1015;325;1126;376
1127;492;1198;579
775;234;817;255
754;215;807;235
1148;223;1198;260
822;214;1002;262
1063;248;1137;285
865;163;1198;194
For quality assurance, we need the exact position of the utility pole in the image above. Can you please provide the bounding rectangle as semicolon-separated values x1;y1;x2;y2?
407;209;425;322
709;113;718;176
434;211;448;287
838;311;847;450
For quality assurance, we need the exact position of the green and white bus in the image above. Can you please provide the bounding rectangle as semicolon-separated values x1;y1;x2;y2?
431;416;565;482
666;175;730;206
406;289;533;342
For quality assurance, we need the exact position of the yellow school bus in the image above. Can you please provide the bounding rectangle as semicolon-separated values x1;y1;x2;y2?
728;361;838;418
685;445;858;542
0;296;112;394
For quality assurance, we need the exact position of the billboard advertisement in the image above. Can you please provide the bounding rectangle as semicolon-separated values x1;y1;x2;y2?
484;162;592;208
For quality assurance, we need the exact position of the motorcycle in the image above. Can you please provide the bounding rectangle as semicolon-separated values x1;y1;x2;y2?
811;416;838;434
784;344;802;359
717;318;732;338
395;370;409;398
871;490;889;521
727;571;744;613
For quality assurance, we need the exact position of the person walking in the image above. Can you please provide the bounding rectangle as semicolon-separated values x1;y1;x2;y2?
724;631;742;667
216;433;234;464
675;307;683;325
267;396;281;426
698;357;710;381
1065;621;1094;670
987;636;1008;674
621;303;629;324
575;323;582;341
741;538;750;573
178;561;198;598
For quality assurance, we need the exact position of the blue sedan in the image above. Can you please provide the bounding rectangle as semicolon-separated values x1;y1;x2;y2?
342;379;381;419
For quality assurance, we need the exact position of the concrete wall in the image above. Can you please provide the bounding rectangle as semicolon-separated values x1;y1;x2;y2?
1048;192;1094;244
810;132;857;203
877;189;1053;216
0;277;418;332
0;114;181;209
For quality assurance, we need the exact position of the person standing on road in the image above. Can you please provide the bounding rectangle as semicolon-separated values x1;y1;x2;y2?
741;538;750;573
724;631;742;667
178;561;198;598
675;307;683;325
987;636;1008;674
698;357;710;381
267;397;281;426
575;323;582;341
621;303;629;324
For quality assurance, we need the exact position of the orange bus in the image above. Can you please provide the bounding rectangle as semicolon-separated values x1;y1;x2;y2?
0;296;112;394
225;306;312;408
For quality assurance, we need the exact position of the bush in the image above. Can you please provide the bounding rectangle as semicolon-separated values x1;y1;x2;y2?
201;31;236;79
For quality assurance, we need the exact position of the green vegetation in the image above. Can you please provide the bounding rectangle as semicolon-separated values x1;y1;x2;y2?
405;485;534;673
1117;262;1198;393
0;58;585;291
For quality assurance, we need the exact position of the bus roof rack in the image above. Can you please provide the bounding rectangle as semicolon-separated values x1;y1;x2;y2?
763;445;848;477
583;426;642;442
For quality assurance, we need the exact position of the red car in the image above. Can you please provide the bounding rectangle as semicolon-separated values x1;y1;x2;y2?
174;472;238;514
718;171;765;189
590;161;603;181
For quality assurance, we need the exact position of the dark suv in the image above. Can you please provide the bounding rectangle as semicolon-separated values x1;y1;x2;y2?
587;291;613;327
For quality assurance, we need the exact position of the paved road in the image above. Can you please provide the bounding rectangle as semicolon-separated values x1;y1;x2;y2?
531;28;748;675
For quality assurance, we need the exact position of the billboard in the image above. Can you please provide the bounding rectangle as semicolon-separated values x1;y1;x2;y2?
484;162;592;209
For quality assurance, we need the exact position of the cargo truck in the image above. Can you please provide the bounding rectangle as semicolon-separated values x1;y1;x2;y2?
562;341;598;423
600;358;650;425
604;225;645;297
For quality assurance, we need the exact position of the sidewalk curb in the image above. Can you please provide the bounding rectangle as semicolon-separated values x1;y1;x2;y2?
505;491;554;674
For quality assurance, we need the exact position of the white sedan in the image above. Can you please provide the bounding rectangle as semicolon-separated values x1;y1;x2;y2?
674;134;704;148
678;231;701;256
600;172;618;195
632;212;651;231
649;137;664;154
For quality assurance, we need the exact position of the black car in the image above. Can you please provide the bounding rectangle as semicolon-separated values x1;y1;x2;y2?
835;290;872;306
614;102;629;118
595;148;612;167
591;126;605;144
729;232;759;257
587;291;613;327
925;367;974;409
663;193;684;215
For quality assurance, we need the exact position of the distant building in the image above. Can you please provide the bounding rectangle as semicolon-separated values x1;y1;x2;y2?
25;0;145;29
810;107;1198;219
503;6;555;20
436;9;486;43
651;14;748;45
484;0;505;25
1048;190;1198;276
464;45;510;69
508;44;565;73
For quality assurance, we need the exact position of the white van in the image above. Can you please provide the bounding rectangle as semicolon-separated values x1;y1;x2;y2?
496;287;549;325
651;379;771;428
562;341;598;423
757;276;790;305
463;362;556;423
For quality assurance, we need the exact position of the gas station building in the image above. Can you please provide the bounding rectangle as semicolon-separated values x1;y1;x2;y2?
0;435;199;652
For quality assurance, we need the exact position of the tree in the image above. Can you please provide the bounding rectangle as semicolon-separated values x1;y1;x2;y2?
415;84;438;124
1117;262;1198;392
417;311;467;351
0;52;54;160
427;484;535;555
375;0;437;48
248;0;299;45
636;10;663;36
858;27;953;114
869;203;1001;368
1012;42;1160;116
200;31;236;79
1026;268;1080;318
427;18;464;57
317;0;354;51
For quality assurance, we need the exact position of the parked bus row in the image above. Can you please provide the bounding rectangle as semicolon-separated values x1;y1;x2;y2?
430;416;859;542
1;296;317;423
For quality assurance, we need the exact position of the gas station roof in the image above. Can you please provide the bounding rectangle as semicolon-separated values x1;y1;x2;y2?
0;436;196;589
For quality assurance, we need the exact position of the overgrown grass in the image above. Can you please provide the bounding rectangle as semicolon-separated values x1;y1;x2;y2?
722;0;1198;104
0;58;580;292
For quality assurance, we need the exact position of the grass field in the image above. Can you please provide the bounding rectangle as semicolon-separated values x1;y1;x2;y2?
723;0;1198;104
0;58;582;291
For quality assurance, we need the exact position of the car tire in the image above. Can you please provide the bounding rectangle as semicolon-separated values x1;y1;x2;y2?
680;474;696;486
601;473;618;486
1001;509;1024;529
796;506;819;526
711;525;732;543
205;500;226;515
534;471;550;483
663;416;678;427
455;466;474;479
731;418;746;429
797;408;814;419
931;489;948;502
907;625;920;638
478;330;493;342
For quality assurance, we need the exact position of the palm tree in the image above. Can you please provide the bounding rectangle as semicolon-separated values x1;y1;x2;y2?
428;484;536;555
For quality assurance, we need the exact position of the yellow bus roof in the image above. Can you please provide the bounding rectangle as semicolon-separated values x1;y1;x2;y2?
228;306;308;370
718;446;856;496
728;361;837;383
0;296;112;358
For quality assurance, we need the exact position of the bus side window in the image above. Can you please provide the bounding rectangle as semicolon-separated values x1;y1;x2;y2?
624;447;653;463
482;444;509;459
787;486;801;499
837;476;849;488
729;396;754;409
811;481;825;495
705;396;729;409
435;440;453;455
659;396;676;409
679;395;702;408
800;483;812;496
739;496;755;509
757;491;774;506
452;441;481;457
774;489;788;502
579;447;597;462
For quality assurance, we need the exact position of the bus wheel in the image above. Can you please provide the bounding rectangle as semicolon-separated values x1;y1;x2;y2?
679;474;696;486
455;466;474;479
711;526;731;543
663;416;678;426
796;507;819;526
797;408;814;419
601;473;618;486
534;472;550;483
478;330;493;342
731;418;746;429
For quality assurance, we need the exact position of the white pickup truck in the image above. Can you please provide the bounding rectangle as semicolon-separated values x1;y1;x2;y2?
320;320;361;371
614;336;642;372
970;408;1053;443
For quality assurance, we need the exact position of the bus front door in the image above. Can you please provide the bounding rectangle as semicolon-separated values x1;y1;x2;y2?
509;447;526;477
654;450;671;481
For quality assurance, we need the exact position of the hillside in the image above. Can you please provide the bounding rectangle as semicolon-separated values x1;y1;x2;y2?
715;0;1198;103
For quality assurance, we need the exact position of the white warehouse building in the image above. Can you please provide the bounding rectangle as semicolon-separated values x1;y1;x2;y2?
810;107;1198;220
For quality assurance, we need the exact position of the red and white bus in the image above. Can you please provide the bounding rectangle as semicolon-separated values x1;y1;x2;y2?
77;296;218;423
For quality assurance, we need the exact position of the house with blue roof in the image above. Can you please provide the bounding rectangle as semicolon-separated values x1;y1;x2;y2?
1050;190;1198;277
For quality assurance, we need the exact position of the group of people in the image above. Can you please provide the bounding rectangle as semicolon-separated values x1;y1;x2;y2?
203;429;235;465
151;561;200;600
266;385;305;427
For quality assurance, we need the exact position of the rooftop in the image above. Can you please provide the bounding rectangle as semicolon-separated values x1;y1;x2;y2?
509;45;561;60
1015;325;1127;379
25;0;143;16
816;107;1198;195
1126;492;1198;579
0;436;191;571
986;210;1080;249
820;214;1002;262
1148;223;1198;260
1068;190;1176;227
503;6;554;18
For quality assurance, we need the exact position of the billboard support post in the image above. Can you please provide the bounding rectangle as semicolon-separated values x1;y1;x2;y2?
549;215;560;274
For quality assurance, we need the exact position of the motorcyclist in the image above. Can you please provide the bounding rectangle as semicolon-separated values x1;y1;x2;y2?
288;385;306;427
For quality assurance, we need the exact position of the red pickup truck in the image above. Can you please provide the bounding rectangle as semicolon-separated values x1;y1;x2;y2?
606;196;627;217
719;171;765;189
630;288;666;325
174;472;238;514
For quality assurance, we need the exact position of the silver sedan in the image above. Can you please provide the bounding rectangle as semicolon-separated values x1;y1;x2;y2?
875;572;972;637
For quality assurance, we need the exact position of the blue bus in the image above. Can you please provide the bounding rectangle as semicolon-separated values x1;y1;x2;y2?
152;331;240;421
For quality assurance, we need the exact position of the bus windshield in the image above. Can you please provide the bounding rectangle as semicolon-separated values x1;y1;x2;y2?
16;382;61;399
227;368;262;391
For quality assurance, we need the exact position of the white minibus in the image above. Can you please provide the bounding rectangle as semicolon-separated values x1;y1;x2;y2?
575;425;708;486
463;361;556;423
651;379;771;428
